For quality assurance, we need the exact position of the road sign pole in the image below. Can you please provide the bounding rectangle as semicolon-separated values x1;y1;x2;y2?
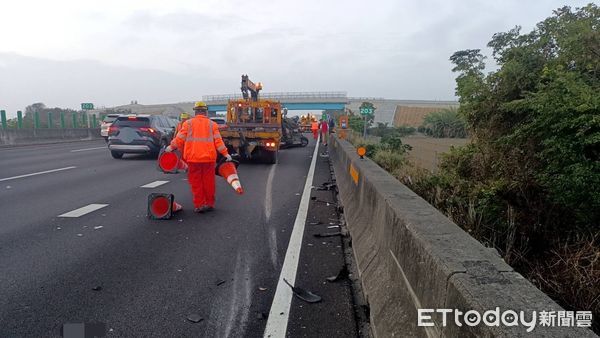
0;110;6;129
82;112;88;128
17;111;23;129
92;114;97;128
363;114;367;138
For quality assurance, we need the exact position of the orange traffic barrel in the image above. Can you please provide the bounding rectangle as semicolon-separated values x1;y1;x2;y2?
158;150;188;174
216;159;243;195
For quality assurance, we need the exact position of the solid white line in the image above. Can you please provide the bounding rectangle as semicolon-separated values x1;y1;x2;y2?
0;166;77;182
140;180;169;188
70;146;106;152
263;137;320;338
58;204;108;218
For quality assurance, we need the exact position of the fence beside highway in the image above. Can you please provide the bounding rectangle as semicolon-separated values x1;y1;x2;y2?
0;128;101;146
329;136;597;337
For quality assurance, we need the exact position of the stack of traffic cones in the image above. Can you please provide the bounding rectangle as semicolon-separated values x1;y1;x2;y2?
216;159;244;195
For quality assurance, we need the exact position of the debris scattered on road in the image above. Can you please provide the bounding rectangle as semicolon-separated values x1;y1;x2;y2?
101;214;106;217
307;243;314;246
256;312;267;320
177;269;182;272
56;227;62;230
77;233;83;237
315;182;336;191
283;279;322;303
295;193;301;196
308;221;322;225
6;185;11;189
313;232;342;238
92;286;102;291
327;225;339;229
93;226;103;230
216;279;226;286
326;266;349;282
186;314;203;323
258;287;267;291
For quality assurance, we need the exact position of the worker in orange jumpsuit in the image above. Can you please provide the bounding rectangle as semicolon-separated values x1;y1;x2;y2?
165;101;232;213
311;120;319;140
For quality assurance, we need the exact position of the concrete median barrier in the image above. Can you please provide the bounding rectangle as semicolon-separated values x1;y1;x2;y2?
0;128;101;146
329;136;597;337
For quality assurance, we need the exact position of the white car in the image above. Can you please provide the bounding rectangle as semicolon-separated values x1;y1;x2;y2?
100;114;120;141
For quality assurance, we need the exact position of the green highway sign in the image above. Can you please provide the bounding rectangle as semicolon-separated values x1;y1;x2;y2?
81;103;94;110
360;107;373;115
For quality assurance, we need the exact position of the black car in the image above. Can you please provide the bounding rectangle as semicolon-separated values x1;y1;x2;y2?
107;115;175;159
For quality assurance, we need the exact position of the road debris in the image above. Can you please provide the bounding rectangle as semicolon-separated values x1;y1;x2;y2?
259;287;267;291
283;279;322;303
92;286;102;291
216;279;226;286
93;226;103;230
313;232;342;238
186;314;203;323
77;234;83;237
326;266;349;282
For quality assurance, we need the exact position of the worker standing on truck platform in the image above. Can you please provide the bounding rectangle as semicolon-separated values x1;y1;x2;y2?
320;118;329;146
311;120;319;140
166;101;232;213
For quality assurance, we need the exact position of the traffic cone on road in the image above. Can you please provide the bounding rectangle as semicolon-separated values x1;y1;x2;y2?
216;159;244;195
148;193;183;220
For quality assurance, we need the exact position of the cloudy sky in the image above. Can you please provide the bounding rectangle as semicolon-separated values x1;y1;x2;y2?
0;0;591;116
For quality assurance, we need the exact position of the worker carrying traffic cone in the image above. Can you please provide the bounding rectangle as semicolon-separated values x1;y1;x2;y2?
216;156;244;194
165;101;232;213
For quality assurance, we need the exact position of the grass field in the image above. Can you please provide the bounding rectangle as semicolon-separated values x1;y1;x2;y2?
401;135;469;172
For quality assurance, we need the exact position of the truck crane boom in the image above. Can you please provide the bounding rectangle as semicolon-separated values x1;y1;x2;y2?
241;74;263;101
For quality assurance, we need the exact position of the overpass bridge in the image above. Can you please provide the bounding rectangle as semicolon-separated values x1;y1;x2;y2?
202;91;458;124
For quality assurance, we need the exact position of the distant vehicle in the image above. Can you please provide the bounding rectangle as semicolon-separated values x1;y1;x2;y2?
107;115;175;159
210;117;227;130
100;114;120;141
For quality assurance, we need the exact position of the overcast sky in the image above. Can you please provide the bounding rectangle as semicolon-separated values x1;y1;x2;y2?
0;0;592;117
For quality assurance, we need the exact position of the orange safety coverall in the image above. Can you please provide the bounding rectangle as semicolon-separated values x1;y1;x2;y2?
170;115;229;208
311;121;319;140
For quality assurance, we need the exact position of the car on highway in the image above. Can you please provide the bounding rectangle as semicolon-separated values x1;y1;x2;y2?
107;114;175;159
100;114;120;142
210;116;227;130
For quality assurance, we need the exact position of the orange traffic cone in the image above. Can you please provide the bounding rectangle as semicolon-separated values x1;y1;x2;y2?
217;160;244;195
148;193;183;220
158;150;188;174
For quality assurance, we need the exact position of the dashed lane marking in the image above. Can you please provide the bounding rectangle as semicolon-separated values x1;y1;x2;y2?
0;166;77;182
58;204;109;218
140;180;170;188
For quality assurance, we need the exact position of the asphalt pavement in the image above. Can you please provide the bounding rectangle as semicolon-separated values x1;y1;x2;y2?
0;138;359;337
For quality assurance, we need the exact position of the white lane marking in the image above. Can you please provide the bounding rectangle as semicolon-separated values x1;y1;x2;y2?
70;146;107;152
140;180;169;188
58;204;108;218
265;164;276;222
264;138;319;338
0;166;77;182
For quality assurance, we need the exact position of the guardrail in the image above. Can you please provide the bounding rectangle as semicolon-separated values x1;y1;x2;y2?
0;110;103;129
329;136;597;337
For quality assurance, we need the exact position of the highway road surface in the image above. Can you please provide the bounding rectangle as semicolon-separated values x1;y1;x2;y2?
0;139;359;337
